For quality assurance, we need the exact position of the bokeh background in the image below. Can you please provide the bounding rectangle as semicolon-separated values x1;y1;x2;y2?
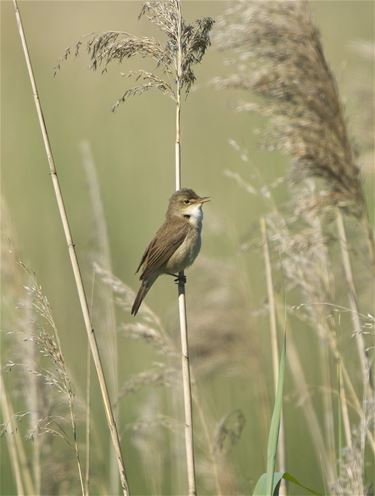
1;1;374;495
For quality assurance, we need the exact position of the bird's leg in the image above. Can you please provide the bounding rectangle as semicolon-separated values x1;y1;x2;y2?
166;272;179;278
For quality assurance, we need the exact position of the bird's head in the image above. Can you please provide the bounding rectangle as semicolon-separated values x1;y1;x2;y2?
167;188;210;221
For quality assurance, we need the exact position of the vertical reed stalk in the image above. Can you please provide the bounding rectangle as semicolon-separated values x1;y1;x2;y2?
338;362;352;449
12;2;130;494
260;217;286;495
362;214;375;269
0;370;36;495
67;396;85;496
320;343;336;470
335;209;370;394
0;372;25;495
311;216;337;473
175;2;196;494
175;14;182;192
85;343;91;496
22;291;41;494
327;329;375;452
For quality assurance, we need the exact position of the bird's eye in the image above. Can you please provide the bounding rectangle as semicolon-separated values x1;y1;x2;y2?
184;199;190;205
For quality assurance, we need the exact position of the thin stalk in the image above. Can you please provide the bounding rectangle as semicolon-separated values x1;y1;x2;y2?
309;309;337;476
80;141;119;495
335;209;370;394
12;3;130;494
31;389;41;495
260;218;286;495
23;290;41;495
85;343;91;496
0;370;36;495
67;395;85;496
175;1;196;494
362;210;375;269
177;279;196;496
311;214;337;475
0;372;25;495
175;2;182;192
338;362;352;449
326;325;375;452
320;343;336;472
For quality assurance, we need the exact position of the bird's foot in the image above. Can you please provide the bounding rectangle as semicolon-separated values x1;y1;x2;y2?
175;273;187;285
166;272;187;285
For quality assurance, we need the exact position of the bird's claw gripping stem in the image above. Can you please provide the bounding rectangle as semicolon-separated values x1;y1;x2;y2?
174;272;187;285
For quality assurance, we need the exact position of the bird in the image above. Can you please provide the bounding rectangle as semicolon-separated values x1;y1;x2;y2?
131;188;210;316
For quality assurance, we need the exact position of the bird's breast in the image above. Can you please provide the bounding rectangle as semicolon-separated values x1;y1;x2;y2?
165;228;201;274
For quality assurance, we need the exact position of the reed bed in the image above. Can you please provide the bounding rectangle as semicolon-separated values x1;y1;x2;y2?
2;1;374;495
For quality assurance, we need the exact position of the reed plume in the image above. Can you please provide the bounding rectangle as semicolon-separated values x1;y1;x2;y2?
56;0;214;111
215;1;370;221
22;265;86;495
1;218;86;494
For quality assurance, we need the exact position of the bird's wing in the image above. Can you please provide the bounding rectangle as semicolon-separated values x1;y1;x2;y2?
136;219;190;280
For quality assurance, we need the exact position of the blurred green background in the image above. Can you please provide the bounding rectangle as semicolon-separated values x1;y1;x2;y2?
1;1;374;495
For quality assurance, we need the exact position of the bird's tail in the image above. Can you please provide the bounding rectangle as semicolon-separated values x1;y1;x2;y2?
131;280;151;316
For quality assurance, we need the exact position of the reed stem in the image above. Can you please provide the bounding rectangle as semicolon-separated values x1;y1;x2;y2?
23;291;41;495
85;344;91;496
175;1;196;494
67;396;85;496
1;366;36;495
335;209;370;395
12;2;130;494
338;362;352;449
0;372;25;495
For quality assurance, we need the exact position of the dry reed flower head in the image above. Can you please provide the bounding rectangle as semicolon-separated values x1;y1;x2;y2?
215;0;367;218
56;0;214;109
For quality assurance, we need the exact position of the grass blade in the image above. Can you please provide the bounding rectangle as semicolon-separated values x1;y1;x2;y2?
266;333;286;496
254;472;320;496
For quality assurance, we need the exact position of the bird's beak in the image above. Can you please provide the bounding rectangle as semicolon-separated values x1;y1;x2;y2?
198;196;210;204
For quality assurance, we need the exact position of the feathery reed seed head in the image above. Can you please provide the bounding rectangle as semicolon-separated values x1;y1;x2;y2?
56;0;214;110
215;0;366;217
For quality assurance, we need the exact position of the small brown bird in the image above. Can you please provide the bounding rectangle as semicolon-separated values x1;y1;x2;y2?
131;188;210;316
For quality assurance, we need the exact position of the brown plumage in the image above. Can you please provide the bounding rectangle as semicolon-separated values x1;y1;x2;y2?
131;188;210;316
